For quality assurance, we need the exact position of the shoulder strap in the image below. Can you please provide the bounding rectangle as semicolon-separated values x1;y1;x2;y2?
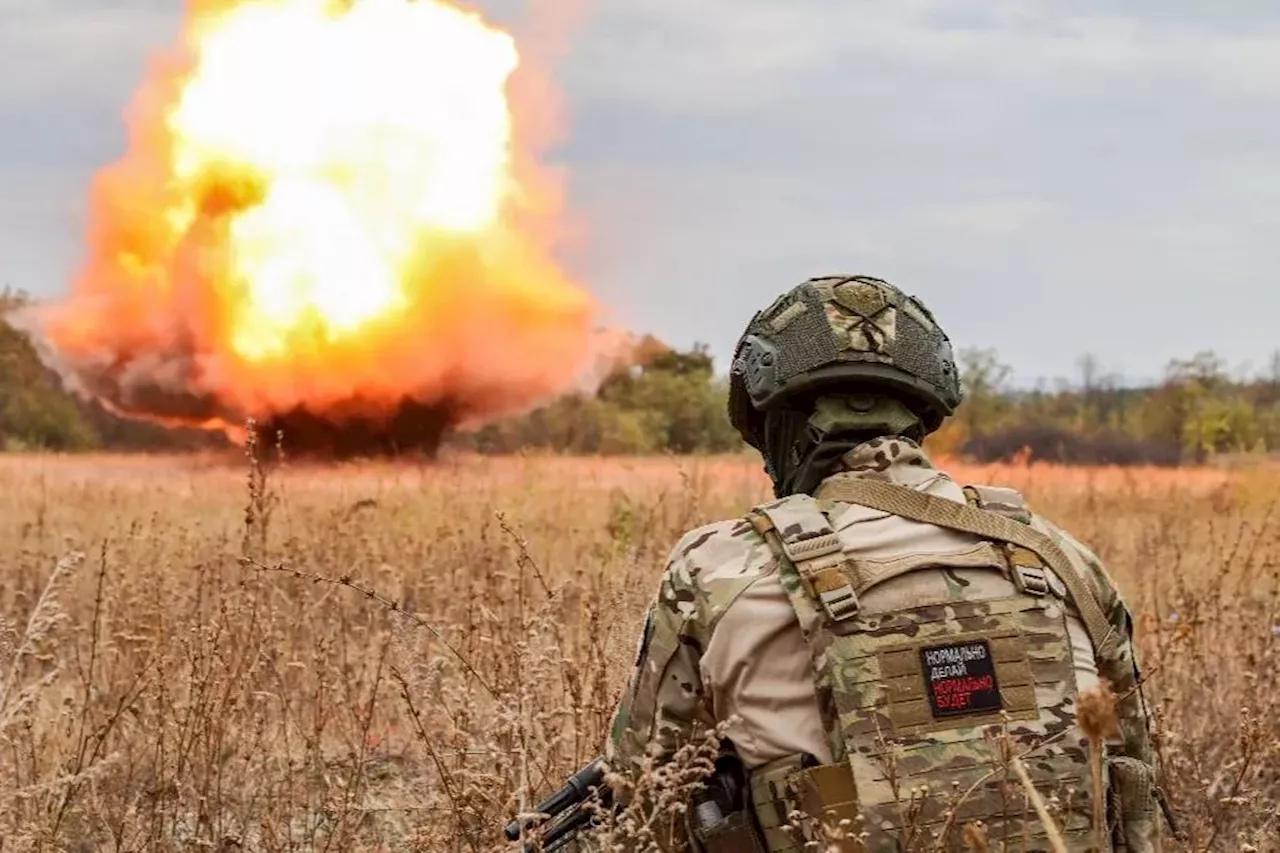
962;483;1033;525
750;497;861;623
814;477;1120;659
748;497;851;764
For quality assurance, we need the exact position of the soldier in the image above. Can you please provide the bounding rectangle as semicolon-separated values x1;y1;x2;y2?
602;276;1163;852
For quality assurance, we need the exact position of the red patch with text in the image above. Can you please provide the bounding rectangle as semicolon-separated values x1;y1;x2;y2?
921;639;1002;718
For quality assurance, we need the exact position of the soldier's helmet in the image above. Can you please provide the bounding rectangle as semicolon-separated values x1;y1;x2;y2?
728;275;964;451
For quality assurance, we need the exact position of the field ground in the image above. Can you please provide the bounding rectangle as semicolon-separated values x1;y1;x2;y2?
0;451;1276;851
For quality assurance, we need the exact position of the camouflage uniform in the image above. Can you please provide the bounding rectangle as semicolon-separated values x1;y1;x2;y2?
602;277;1161;853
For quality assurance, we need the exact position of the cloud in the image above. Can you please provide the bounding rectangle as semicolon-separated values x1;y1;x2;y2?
914;200;1059;240
4;0;1280;384
543;0;1280;381
553;0;1280;113
0;2;179;103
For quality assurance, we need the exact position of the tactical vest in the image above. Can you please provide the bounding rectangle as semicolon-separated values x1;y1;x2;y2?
741;480;1114;853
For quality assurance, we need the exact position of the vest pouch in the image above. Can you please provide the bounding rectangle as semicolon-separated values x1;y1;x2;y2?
691;808;767;853
788;761;862;852
1107;756;1160;852
691;749;768;853
748;757;861;853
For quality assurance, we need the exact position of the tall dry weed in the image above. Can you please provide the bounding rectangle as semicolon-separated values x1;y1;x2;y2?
0;450;1275;851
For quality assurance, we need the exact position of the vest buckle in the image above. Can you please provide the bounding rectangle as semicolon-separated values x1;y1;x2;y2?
802;563;860;622
1013;564;1050;596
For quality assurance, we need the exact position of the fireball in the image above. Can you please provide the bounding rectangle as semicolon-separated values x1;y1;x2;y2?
43;0;595;451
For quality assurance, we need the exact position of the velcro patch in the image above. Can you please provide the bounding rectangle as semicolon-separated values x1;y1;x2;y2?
920;639;1002;718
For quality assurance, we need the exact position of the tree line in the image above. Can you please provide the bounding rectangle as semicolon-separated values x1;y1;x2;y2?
1;287;1276;465
463;344;1280;465
453;343;740;455
934;347;1280;465
0;289;220;452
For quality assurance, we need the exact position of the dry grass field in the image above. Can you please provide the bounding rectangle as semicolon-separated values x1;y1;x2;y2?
0;447;1276;851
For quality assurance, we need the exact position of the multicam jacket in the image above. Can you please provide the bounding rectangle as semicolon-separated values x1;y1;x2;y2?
604;437;1158;852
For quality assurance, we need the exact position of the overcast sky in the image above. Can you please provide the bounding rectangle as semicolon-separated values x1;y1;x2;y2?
3;0;1278;386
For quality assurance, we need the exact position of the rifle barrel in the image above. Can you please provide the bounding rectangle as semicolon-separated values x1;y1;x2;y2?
503;758;607;842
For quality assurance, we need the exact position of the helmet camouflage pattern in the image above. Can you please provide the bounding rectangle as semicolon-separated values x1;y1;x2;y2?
728;275;963;449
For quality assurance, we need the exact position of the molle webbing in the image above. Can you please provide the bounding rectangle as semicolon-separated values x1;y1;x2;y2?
814;478;1119;660
748;510;1027;620
749;757;861;853
748;756;805;853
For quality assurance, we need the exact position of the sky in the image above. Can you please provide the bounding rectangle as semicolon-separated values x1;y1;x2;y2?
2;0;1279;388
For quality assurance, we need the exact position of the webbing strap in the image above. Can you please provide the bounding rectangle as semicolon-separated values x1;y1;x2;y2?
814;477;1120;659
750;505;851;763
754;502;862;623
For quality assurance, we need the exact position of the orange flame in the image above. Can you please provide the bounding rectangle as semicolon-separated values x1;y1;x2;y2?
43;0;595;438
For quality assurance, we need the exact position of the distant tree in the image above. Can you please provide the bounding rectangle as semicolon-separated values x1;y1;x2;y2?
0;285;30;313
0;297;227;453
458;342;741;456
1260;349;1280;408
954;347;1013;438
644;343;715;377
0;315;99;451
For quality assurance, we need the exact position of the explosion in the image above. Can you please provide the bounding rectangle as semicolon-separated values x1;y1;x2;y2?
40;0;596;456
